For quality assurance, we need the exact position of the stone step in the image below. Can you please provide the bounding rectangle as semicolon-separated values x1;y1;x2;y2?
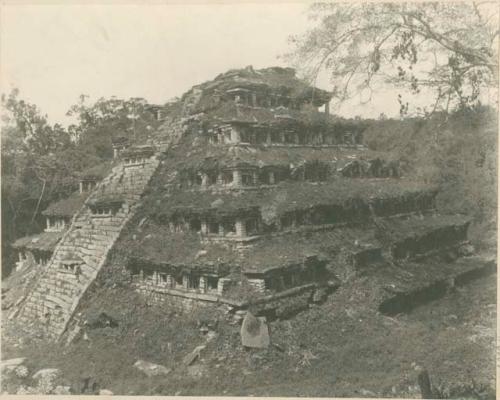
19;149;163;339
46;294;73;309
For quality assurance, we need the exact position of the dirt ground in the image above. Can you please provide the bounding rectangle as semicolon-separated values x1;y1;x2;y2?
2;261;495;398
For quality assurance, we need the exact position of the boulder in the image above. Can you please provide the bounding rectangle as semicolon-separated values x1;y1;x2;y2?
1;357;26;372
359;388;376;397
183;345;206;366
99;389;114;395
32;368;62;392
133;360;171;377
32;368;61;381
240;312;270;349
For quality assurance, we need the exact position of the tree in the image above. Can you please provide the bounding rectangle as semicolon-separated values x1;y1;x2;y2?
2;89;71;154
1;90;165;277
67;96;160;158
286;2;499;114
362;105;497;246
1;89;76;227
2;91;94;229
1;90;110;277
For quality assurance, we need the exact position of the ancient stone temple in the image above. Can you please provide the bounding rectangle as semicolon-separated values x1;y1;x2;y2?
11;163;113;272
12;66;478;339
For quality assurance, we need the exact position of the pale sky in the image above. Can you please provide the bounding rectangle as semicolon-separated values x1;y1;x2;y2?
0;2;464;125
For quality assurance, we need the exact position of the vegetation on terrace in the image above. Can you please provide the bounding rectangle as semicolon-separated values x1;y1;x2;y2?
1;91;168;277
182;66;332;115
144;172;436;220
114;215;379;272
41;192;88;218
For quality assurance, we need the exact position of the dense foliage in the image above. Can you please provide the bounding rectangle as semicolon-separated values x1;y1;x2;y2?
1;90;497;279
364;106;497;248
66;96;159;158
286;2;498;247
286;2;499;114
1;90;160;276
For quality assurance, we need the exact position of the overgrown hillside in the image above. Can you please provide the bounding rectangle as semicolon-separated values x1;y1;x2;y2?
1;92;496;398
1;92;166;278
363;107;497;249
2;265;495;397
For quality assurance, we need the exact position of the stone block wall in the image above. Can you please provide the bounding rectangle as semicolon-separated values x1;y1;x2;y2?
390;223;470;261
136;286;226;314
17;154;161;339
217;278;233;296
247;278;266;292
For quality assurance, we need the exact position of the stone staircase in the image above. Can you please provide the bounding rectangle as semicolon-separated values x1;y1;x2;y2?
17;152;161;339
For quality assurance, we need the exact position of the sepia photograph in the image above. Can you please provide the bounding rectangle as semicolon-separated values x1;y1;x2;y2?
0;1;498;397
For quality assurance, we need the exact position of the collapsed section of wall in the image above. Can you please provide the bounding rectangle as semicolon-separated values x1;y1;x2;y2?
16;153;161;339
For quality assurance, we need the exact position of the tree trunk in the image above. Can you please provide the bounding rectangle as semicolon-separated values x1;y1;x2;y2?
31;178;46;224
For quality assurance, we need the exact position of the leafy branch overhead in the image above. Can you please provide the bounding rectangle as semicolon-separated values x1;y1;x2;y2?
1;90;161;240
285;2;499;113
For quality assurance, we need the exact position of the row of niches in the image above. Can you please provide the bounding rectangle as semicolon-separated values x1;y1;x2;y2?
164;194;437;238
58;262;82;276
205;123;363;146
123;155;151;166
224;87;309;110
180;160;400;190
181;165;327;189
45;216;70;232
118;145;156;164
87;201;127;218
16;249;51;271
79;180;98;193
91;206;116;216
168;217;260;238
131;269;221;294
129;261;327;296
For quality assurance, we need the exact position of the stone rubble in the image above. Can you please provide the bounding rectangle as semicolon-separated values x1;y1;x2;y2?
133;360;172;377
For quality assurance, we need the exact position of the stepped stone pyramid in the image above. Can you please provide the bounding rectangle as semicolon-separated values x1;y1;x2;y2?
106;66;476;319
13;66;483;340
16;146;161;338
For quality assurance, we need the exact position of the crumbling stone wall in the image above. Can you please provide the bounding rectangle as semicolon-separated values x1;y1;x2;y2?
390;223;470;260
136;287;228;314
16;115;194;340
369;190;437;217
17;155;161;339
